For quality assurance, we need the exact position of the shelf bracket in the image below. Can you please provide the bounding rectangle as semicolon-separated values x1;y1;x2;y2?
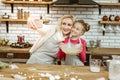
99;5;101;15
10;4;14;13
6;21;9;33
103;24;106;36
47;4;49;14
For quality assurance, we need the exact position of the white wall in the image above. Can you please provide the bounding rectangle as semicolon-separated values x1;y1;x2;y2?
0;0;120;48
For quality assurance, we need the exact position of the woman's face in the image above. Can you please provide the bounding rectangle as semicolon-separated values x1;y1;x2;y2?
70;22;84;38
61;18;73;36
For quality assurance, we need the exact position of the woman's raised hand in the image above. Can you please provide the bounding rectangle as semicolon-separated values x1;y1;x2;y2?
27;17;43;30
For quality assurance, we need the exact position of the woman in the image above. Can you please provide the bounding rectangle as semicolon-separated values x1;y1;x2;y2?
26;15;76;64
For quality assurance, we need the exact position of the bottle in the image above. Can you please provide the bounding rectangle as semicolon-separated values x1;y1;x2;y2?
96;40;101;47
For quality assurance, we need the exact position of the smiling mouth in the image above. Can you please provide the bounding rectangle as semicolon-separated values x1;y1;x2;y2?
63;29;69;32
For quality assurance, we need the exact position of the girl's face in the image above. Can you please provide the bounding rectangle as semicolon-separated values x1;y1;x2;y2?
70;22;84;38
61;18;73;36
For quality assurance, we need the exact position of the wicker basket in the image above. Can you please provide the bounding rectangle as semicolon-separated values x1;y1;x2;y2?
60;43;82;55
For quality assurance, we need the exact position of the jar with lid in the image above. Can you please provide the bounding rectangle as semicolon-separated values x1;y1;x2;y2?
24;11;30;20
109;15;115;21
114;15;120;21
102;15;108;21
2;13;9;19
17;8;23;19
109;55;120;80
17;34;24;44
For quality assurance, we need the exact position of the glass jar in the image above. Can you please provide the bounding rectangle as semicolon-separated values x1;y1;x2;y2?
2;13;9;19
17;35;24;44
24;11;29;20
17;8;23;19
109;55;120;80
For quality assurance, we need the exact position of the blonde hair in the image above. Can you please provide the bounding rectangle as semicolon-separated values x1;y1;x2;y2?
74;20;90;34
56;15;75;31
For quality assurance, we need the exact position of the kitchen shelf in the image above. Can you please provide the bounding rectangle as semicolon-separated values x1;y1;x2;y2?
1;0;53;13
0;18;27;22
52;4;99;8
98;2;120;14
99;21;120;35
99;21;120;25
0;18;50;33
98;2;120;6
0;18;27;33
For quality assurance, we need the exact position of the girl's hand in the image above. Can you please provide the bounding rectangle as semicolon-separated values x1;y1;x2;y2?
74;45;83;54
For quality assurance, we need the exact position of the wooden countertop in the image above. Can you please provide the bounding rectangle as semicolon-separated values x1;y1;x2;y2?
89;47;120;55
0;45;120;55
0;63;108;80
0;46;31;53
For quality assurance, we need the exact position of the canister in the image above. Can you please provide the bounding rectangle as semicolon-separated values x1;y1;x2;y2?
17;8;23;19
24;11;29;20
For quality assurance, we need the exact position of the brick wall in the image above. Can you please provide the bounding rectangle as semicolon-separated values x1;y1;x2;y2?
0;0;120;48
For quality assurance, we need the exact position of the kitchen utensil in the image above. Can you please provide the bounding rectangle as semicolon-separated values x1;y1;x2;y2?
106;25;113;32
90;59;102;72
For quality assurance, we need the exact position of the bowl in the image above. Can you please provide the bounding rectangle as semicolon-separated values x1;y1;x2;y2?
60;43;82;55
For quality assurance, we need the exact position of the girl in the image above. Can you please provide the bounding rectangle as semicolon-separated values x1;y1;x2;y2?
57;20;90;66
26;15;78;64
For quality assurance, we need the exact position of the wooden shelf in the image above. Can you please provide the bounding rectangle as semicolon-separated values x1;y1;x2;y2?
98;2;120;6
52;4;98;8
0;18;50;23
98;2;120;14
0;18;27;22
0;18;27;33
2;0;53;5
0;18;50;33
1;0;53;13
99;21;120;36
99;21;120;25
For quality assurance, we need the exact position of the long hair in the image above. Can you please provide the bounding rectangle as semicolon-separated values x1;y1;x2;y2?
56;15;75;31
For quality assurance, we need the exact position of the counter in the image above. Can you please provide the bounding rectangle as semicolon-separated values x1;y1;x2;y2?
87;47;120;63
0;63;108;80
0;46;31;63
0;45;31;53
89;47;120;55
